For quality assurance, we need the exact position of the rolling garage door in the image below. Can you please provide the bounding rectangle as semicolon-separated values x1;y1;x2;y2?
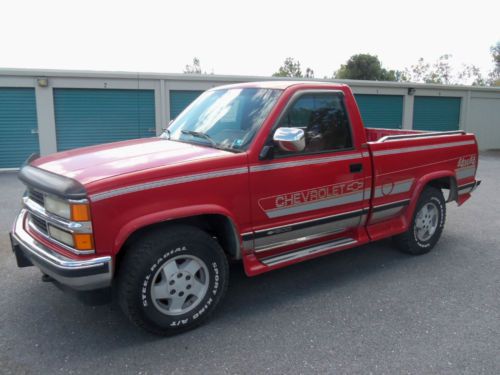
413;96;461;131
54;89;156;151
354;94;403;129
0;88;39;168
169;90;204;119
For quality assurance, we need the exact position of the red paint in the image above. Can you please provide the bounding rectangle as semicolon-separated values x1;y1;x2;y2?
27;82;480;277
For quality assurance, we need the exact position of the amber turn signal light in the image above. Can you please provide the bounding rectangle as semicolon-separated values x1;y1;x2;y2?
71;204;90;222
73;233;94;250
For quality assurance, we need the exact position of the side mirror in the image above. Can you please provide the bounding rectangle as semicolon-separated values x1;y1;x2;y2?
273;127;305;152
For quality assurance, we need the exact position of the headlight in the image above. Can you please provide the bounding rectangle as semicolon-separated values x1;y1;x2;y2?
48;225;74;247
45;196;71;219
44;196;91;222
47;225;94;250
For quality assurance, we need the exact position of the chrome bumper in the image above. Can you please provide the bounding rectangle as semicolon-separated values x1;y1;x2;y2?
11;209;113;291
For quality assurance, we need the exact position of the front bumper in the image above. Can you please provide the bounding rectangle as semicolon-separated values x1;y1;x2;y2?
11;209;113;291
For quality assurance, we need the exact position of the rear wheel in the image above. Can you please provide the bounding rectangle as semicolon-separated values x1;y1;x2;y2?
117;225;229;335
393;186;446;255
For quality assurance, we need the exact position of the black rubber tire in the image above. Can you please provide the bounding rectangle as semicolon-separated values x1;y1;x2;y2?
393;186;446;255
117;225;229;336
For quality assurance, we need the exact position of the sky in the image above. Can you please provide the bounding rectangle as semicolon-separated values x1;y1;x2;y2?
1;0;498;78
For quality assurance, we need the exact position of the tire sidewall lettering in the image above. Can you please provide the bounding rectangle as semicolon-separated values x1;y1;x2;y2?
140;244;222;328
413;195;444;248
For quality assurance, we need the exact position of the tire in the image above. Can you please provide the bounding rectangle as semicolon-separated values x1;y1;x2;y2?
393;186;446;255
117;225;229;336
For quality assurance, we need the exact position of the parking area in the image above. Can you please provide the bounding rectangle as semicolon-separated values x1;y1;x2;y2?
0;152;499;375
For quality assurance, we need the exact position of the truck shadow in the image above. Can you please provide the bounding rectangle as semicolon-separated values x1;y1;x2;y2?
10;238;423;350
218;239;411;319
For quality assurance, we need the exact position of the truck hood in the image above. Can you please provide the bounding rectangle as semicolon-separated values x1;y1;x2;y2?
31;138;232;185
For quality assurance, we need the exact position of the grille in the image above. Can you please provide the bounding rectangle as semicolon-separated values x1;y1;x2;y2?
28;189;44;206
30;214;48;235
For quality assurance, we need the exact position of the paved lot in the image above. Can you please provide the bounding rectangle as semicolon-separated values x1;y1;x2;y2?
0;153;499;375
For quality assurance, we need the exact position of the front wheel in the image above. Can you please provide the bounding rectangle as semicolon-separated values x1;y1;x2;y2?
393;186;446;255
117;225;229;335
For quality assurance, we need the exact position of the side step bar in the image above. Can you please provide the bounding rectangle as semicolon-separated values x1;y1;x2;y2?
261;237;357;267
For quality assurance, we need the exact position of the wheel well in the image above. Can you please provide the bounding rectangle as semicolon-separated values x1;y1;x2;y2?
426;176;458;202
115;214;241;276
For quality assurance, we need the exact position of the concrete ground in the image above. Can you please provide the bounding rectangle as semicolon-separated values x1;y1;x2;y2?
0;153;498;375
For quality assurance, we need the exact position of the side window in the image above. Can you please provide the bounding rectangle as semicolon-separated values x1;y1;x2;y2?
275;93;353;156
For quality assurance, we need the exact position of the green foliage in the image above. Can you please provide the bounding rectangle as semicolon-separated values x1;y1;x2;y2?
273;57;314;78
334;54;398;81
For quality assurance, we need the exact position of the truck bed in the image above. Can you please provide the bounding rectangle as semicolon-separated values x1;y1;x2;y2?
365;127;424;142
364;129;479;241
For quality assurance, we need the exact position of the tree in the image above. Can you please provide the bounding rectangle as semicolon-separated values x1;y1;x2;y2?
489;42;500;86
273;57;314;78
403;51;499;86
334;54;398;81
403;55;454;84
402;58;429;83
184;57;203;74
431;54;454;84
458;64;487;86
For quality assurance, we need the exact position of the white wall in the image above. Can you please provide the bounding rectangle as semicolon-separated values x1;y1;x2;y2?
466;94;500;150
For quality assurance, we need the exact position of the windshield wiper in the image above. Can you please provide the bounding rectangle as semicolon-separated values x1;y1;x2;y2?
181;130;218;147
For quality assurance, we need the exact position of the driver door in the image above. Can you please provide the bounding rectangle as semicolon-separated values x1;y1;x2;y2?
248;90;368;264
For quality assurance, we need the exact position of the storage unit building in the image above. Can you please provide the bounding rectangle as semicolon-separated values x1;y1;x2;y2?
169;90;204;119
354;94;404;129
413;96;461;131
53;88;156;151
0;68;499;169
0;88;39;168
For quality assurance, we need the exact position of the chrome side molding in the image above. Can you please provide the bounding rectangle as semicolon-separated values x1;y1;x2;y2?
261;237;357;267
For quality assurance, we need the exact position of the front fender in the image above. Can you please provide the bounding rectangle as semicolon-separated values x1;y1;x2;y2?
113;204;241;253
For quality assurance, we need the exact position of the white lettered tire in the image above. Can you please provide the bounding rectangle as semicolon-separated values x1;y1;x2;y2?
117;225;229;335
393;186;446;255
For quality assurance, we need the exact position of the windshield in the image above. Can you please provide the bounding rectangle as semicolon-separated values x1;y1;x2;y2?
166;88;282;151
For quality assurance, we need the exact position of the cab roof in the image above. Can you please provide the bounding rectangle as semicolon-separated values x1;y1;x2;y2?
212;80;348;91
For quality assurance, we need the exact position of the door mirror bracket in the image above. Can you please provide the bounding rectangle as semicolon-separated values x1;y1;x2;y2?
259;145;274;160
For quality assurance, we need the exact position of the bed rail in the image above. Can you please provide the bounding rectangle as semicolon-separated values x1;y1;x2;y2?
376;130;466;143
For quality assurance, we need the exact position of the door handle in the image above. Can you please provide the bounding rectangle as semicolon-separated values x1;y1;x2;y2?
350;163;363;173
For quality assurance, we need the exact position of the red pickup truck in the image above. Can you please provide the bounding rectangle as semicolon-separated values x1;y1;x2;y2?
11;81;480;335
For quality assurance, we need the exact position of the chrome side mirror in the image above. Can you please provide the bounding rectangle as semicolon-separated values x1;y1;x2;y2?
273;127;305;152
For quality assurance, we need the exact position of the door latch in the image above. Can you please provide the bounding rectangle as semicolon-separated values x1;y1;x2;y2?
349;163;363;173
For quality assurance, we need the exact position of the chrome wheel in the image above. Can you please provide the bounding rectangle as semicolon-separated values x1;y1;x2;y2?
415;202;439;242
151;255;209;316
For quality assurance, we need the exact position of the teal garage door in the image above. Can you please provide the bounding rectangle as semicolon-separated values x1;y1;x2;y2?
170;90;204;119
54;89;156;151
413;96;461;131
354;94;403;129
0;88;39;168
